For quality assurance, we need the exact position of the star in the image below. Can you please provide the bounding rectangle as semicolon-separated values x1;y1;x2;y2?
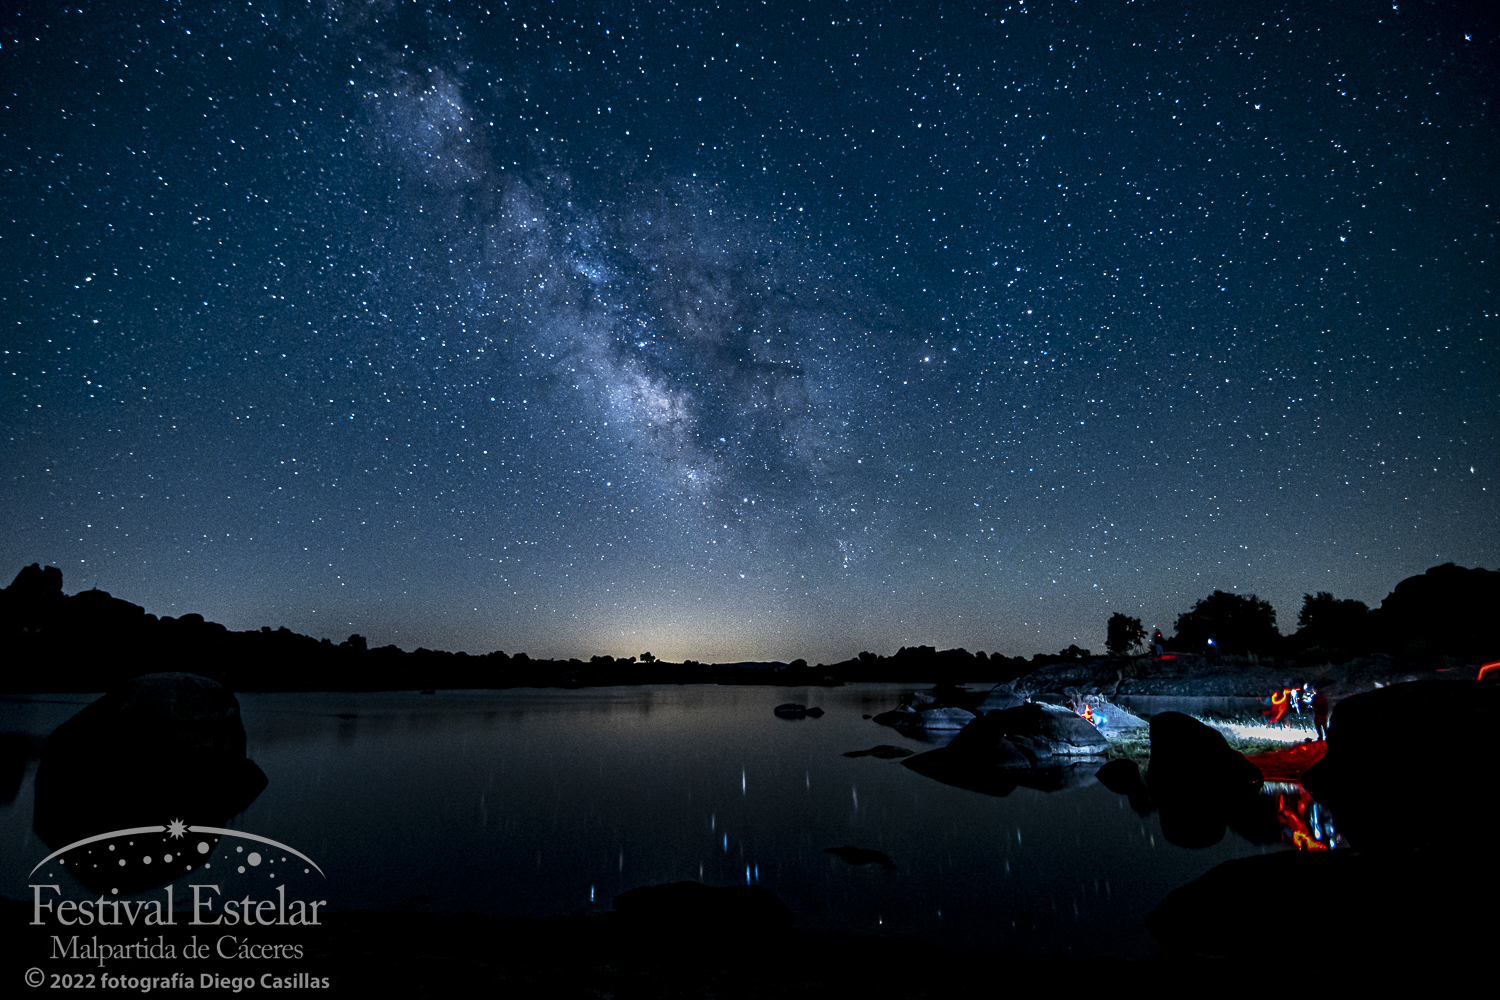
167;819;188;839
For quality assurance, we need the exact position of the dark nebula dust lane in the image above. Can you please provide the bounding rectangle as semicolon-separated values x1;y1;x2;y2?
3;2;1496;661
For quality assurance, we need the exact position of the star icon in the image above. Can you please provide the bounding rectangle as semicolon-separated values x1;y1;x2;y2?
166;819;188;839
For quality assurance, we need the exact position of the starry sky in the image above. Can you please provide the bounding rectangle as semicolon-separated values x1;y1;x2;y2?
3;1;1496;664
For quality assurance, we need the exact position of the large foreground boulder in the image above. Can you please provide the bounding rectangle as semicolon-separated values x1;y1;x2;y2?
1145;712;1263;797
33;672;266;892
1148;849;1481;974
1144;712;1264;847
1302;679;1499;850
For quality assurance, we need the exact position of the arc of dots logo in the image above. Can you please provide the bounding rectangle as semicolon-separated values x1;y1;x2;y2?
29;819;324;895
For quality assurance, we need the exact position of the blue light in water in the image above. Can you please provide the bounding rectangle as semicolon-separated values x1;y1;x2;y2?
754;865;759;880
723;834;728;851
589;886;595;902
745;866;750;884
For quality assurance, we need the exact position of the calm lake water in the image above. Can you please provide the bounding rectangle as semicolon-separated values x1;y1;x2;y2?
1;685;1282;959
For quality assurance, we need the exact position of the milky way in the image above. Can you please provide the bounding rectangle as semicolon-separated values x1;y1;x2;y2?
3;3;1496;661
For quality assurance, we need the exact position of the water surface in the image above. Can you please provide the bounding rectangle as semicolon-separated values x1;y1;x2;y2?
1;685;1282;958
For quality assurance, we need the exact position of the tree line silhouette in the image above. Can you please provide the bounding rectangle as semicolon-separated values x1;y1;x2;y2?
1104;562;1498;665
1;561;1494;693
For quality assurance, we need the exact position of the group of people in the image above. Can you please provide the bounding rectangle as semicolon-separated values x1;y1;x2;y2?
1147;630;1332;740
1264;681;1331;740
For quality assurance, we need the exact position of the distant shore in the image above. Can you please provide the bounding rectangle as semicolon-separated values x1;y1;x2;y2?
4;560;1494;694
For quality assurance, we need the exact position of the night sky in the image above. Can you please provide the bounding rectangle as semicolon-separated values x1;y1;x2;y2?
3;2;1496;663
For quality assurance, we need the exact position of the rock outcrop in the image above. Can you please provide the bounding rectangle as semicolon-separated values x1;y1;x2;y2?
1071;697;1147;737
952;702;1109;761
974;681;1025;714
901;702;1107;795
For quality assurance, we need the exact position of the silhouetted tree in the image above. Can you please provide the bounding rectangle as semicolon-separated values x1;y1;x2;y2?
1106;613;1146;658
1290;593;1369;659
640;651;656;663
1173;590;1280;655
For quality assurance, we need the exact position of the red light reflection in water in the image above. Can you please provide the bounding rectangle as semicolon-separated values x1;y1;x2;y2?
1266;783;1340;851
1479;661;1500;681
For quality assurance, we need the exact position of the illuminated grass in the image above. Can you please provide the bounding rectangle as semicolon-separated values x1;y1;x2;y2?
1100;716;1317;769
1210;719;1317;746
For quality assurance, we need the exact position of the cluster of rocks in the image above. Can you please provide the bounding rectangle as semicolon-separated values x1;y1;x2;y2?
870;681;1146;795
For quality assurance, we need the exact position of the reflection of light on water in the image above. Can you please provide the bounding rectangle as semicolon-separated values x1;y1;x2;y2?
1261;781;1340;849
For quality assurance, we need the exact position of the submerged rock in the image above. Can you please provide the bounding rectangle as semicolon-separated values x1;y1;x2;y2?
842;745;915;759
825;846;896;869
774;703;824;719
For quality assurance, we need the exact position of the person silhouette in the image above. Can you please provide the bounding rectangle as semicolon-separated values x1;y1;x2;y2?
1312;684;1330;742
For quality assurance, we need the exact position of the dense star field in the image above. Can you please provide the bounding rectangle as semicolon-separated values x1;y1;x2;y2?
3;2;1496;663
